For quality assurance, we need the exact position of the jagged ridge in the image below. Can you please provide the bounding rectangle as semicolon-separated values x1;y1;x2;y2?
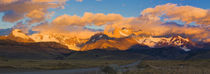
1;29;199;52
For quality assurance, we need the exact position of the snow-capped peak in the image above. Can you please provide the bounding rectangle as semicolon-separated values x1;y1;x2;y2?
181;46;191;52
11;29;30;39
86;33;111;43
29;33;86;51
30;33;60;42
135;36;170;47
170;36;190;45
119;27;132;37
134;36;192;51
119;31;129;37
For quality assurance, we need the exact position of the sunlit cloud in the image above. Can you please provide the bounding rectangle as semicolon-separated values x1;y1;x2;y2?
0;1;209;43
52;12;123;26
141;3;210;27
76;0;83;2
0;0;67;33
31;3;210;42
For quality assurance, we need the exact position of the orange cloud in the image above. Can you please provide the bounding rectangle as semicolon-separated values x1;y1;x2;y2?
32;0;67;3
0;0;18;4
31;3;209;42
0;0;66;23
103;3;210;42
31;12;124;39
76;0;83;2
26;9;46;24
32;22;99;39
52;12;124;26
141;3;209;26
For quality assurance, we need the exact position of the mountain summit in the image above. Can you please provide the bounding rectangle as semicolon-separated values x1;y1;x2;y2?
7;29;34;42
86;33;114;44
0;30;200;52
135;36;195;51
81;33;196;51
30;33;87;51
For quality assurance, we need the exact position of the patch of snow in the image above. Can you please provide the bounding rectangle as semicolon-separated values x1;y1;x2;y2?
135;36;171;47
12;29;30;39
30;33;85;51
119;31;129;37
99;35;103;38
65;43;81;51
134;36;192;52
92;39;95;42
30;34;59;42
181;46;191;52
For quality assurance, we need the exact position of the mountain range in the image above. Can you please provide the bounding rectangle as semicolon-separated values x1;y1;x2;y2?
0;29;209;60
3;29;200;51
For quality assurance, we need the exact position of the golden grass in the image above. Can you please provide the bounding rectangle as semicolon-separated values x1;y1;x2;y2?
0;59;136;70
125;60;210;74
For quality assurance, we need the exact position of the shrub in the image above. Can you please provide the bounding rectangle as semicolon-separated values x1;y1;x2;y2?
101;64;120;74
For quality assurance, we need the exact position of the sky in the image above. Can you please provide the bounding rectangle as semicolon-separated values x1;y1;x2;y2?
56;0;210;17
0;0;209;29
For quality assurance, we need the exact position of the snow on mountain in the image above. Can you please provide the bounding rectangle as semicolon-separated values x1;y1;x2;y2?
4;29;195;51
135;36;170;47
116;27;193;51
169;36;190;46
7;29;34;42
11;29;30;39
30;33;60;42
181;46;191;52
81;33;138;51
29;33;87;51
119;31;129;37
82;33;193;51
134;36;192;51
86;33;113;44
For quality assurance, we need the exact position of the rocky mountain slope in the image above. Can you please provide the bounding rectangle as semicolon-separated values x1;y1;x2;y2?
81;33;196;51
81;33;139;51
0;39;71;59
30;32;88;51
0;29;209;60
7;29;34;43
1;29;200;52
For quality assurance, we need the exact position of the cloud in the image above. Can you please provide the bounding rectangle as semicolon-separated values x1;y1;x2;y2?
29;3;209;42
0;0;18;4
52;12;123;26
32;22;99;39
12;22;30;33
31;12;124;39
0;0;66;23
141;3;210;26
76;0;83;2
2;11;24;22
32;0;67;3
0;0;67;33
26;9;46;24
104;3;210;42
138;3;209;41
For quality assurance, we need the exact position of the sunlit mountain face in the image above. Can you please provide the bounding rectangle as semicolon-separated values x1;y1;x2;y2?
0;28;205;52
0;0;209;52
